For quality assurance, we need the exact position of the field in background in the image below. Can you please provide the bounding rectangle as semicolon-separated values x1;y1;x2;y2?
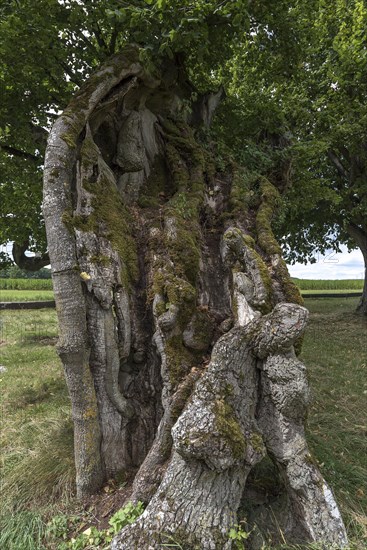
292;278;363;290
0;294;366;548
0;278;53;290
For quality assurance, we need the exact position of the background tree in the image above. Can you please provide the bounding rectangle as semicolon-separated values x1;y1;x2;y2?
281;0;367;315
0;0;126;268
227;0;367;314
42;2;348;547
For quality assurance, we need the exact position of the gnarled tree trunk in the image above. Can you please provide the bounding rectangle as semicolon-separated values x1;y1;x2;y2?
43;46;348;548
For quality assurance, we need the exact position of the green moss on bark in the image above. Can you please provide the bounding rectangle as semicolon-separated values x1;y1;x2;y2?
138;155;167;208
255;177;282;255
91;184;138;286
147;119;206;299
165;335;196;387
63;136;138;286
153;271;196;314
90;255;111;267
60;132;77;149
254;178;303;310
213;399;247;460
223;227;273;313
249;432;265;454
229;165;256;217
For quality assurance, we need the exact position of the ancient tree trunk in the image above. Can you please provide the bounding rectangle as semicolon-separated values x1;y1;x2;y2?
43;47;348;548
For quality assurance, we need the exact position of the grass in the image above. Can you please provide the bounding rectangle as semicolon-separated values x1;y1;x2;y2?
0;308;74;549
0;289;55;302
0;511;47;550
0;296;366;549
301;297;367;546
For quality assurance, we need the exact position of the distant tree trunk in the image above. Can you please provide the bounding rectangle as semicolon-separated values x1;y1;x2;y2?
43;46;349;548
358;268;367;315
346;223;367;315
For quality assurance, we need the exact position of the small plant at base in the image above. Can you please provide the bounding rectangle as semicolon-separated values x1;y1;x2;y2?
46;514;71;540
61;526;107;549
108;501;145;534
228;522;253;549
46;502;145;549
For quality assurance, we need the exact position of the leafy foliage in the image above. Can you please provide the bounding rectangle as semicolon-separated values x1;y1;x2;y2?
0;0;124;264
228;523;252;549
108;501;145;534
276;1;367;266
0;0;314;267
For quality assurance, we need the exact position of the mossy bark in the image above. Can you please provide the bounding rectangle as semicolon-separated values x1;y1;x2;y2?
43;46;348;547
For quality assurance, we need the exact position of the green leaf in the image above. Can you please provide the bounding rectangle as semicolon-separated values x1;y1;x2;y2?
232;14;242;27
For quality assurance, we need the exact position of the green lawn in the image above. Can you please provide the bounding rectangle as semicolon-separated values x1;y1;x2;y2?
0;308;74;550
0;298;366;548
302;297;367;546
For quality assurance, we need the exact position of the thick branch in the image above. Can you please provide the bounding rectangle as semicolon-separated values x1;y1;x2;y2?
109;25;119;55
92;23;108;52
190;86;226;127
345;222;367;264
327;150;349;180
12;241;50;271
43;45;156;497
0;144;39;162
57;59;83;87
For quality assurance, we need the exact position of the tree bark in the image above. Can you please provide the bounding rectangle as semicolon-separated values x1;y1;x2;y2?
43;46;348;547
358;267;367;315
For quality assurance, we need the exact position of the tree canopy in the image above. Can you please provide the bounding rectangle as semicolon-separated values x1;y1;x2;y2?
0;0;306;265
1;0;366;311
210;0;367;311
274;0;367;271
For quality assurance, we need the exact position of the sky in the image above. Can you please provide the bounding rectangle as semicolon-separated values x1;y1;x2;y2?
287;245;365;280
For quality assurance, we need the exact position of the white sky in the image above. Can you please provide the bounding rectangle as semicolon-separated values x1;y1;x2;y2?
287;245;365;280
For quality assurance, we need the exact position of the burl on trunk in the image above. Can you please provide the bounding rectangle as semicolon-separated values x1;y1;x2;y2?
43;46;348;548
